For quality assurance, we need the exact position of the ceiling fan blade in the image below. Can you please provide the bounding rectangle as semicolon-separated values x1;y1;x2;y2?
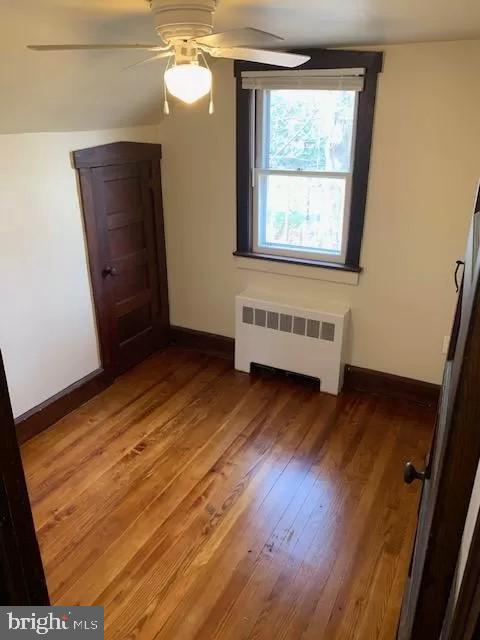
208;47;310;68
27;44;163;51
124;51;172;70
195;28;283;49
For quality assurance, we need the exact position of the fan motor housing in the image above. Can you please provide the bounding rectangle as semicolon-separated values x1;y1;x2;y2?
149;0;216;44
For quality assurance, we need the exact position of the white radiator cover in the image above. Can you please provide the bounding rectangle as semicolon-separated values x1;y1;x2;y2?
235;290;350;395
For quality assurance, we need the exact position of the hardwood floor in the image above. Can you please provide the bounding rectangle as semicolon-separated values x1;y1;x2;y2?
21;347;434;640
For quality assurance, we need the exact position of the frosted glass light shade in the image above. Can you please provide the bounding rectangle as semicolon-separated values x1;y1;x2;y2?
164;64;212;104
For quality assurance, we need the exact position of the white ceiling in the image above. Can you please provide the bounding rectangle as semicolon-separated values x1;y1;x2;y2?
2;0;480;134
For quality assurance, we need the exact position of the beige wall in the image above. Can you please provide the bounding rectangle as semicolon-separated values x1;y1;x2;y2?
0;125;161;417
1;2;165;134
160;39;480;384
2;39;479;416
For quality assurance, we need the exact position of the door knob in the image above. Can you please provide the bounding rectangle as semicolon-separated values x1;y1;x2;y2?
102;266;118;278
404;461;427;484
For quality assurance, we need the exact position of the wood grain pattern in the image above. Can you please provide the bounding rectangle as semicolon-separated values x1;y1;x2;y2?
21;347;434;640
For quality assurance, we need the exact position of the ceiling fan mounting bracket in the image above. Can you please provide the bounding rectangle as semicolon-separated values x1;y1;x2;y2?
149;0;217;44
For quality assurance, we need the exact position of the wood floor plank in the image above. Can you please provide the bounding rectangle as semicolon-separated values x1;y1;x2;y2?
38;359;240;569
227;399;393;640
300;403;430;640
180;396;373;640
136;396;371;640
21;349;195;475
28;352;213;524
101;385;319;639
21;348;435;640
55;377;282;604
189;396;398;640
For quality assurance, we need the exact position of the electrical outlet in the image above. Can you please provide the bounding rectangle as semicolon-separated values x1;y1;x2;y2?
442;335;450;355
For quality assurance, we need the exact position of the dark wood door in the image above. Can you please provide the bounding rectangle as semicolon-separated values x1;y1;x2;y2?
74;142;169;377
398;200;480;639
0;350;49;605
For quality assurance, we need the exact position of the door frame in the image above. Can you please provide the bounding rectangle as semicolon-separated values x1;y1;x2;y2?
440;194;480;640
0;350;50;605
72;141;169;379
400;191;480;639
445;503;480;640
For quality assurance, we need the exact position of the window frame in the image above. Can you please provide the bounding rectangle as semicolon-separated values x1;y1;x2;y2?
234;49;383;273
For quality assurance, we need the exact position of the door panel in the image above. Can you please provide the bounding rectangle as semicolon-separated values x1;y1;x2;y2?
75;142;169;377
109;222;145;256
398;361;453;637
117;305;151;343
103;174;142;212
398;203;480;639
113;265;148;301
0;351;49;605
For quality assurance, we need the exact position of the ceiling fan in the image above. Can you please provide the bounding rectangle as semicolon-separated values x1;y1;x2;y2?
28;0;310;112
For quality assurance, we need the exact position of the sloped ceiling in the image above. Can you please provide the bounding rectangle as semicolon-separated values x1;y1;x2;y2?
2;0;480;134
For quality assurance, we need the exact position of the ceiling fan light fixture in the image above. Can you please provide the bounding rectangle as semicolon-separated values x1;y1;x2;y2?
164;62;212;104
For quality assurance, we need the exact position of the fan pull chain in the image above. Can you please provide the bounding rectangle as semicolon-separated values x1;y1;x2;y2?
163;55;172;115
200;51;214;115
209;90;215;115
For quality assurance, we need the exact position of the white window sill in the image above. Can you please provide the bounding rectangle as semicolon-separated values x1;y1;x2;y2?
233;252;360;285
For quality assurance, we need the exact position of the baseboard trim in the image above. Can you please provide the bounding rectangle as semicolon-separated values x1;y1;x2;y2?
16;329;439;444
169;326;440;407
15;368;109;444
170;325;235;360
343;365;440;407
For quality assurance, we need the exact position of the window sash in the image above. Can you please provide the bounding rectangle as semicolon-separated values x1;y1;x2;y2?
252;88;358;264
253;170;353;263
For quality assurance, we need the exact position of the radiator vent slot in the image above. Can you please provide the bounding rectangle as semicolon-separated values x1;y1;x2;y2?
306;319;320;339
280;314;292;332
321;322;336;342
243;305;335;342
293;316;306;336
254;308;266;327
267;311;279;330
242;306;254;324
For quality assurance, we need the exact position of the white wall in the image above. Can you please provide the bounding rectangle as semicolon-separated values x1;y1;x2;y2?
0;125;161;417
159;39;480;384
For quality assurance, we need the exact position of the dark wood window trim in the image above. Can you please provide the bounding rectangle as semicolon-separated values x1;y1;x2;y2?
233;250;362;273
234;48;383;272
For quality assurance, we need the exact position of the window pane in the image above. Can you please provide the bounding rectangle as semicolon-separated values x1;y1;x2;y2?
264;90;356;172
258;174;346;255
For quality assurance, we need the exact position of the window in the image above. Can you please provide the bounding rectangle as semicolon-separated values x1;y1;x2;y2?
254;86;357;263
234;50;383;272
